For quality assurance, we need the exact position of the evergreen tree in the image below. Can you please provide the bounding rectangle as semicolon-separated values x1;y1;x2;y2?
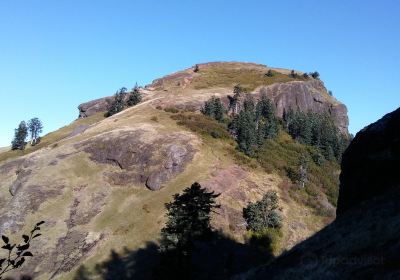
299;154;308;188
27;117;43;146
243;191;282;231
11;121;28;150
228;84;244;115
127;84;142;107
201;96;225;122
106;88;126;117
302;72;309;79
284;110;348;161
289;70;298;78
193;64;199;73
160;182;220;255
311;71;320;79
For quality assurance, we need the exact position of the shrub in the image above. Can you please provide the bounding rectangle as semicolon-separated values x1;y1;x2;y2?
151;116;158;122
170;113;231;140
247;228;283;255
243;191;282;231
164;107;179;113
265;70;274;77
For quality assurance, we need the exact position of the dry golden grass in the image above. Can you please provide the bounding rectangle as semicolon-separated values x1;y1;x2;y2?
0;112;105;164
191;65;305;92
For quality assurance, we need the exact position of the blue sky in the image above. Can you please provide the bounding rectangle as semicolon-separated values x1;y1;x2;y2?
0;0;399;146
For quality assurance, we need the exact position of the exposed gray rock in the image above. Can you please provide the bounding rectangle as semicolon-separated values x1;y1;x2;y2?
68;124;89;137
78;96;113;118
79;131;195;190
258;79;349;134
9;169;32;196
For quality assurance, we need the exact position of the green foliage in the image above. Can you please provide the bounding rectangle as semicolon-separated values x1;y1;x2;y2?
11;121;28;150
160;182;220;255
257;133;341;210
302;72;309;79
310;71;320;79
247;228;283;255
283;109;348;161
265;69;274;77
229;93;278;156
243;191;282;232
127;84;142;107
27;117;43;146
171;113;231;139
193;64;199;73
0;221;44;279
200;96;225;122
106;88;127;117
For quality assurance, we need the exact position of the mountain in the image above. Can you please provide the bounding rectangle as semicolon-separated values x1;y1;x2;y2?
0;62;349;279
248;107;400;279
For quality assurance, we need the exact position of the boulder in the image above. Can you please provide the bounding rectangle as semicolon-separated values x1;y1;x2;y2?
78;97;113;118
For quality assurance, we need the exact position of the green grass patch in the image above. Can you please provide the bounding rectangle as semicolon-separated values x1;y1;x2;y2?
257;131;340;214
170;113;231;140
246;228;283;255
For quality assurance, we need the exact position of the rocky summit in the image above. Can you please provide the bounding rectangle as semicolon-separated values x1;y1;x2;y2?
0;62;352;279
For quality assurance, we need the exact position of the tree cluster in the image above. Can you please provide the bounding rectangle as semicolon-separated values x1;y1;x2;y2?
11;118;43;150
200;96;225;122
229;93;279;156
243;191;282;232
106;85;142;117
283;109;347;161
127;84;142;107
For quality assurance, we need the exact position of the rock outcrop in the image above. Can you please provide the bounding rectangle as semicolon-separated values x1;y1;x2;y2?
337;107;400;216
77;62;349;133
259;79;348;134
78;97;113;118
79;129;196;191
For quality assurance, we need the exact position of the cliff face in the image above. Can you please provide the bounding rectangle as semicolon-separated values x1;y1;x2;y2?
337;107;400;215
78;62;349;134
259;79;348;134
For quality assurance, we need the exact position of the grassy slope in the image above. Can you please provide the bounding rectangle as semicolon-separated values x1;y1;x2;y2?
0;112;105;164
0;105;333;279
0;62;342;279
191;64;306;92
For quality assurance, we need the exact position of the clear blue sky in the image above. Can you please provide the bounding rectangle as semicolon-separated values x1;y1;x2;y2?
0;0;399;146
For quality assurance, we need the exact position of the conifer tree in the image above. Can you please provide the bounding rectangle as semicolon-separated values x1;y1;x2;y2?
201;96;224;122
106;88;126;117
27;117;43;146
11;121;28;150
160;182;220;254
127;84;142;107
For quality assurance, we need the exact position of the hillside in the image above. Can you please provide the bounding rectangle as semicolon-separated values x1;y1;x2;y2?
0;62;349;279
249;107;400;279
